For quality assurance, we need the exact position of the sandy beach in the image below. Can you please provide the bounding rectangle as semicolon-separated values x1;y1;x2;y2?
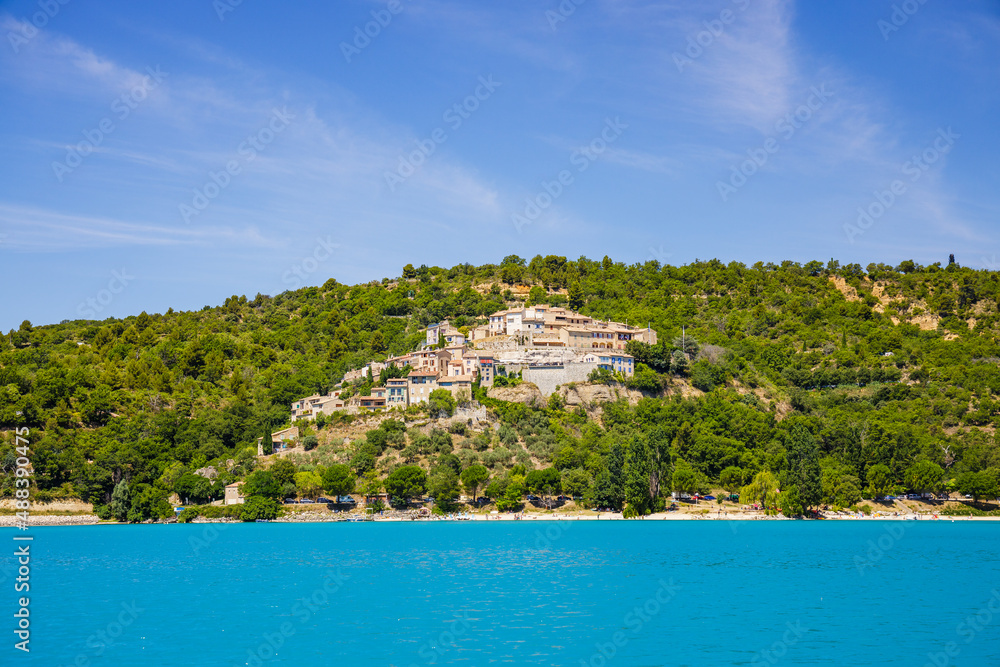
3;509;999;527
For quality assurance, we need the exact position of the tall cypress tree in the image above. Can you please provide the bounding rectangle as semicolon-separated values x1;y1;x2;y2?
624;435;652;515
787;422;822;509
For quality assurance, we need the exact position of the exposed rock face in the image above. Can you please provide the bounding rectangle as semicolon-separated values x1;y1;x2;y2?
557;383;643;407
487;383;544;406
195;466;218;479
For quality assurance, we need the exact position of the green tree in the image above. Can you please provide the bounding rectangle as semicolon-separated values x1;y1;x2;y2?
779;485;804;517
525;467;561;500
786;422;822;509
957;471;998;504
109;480;130;522
428;466;461;511
624;436;653;515
427;389;456;417
496;475;526;512
460;465;489;501
568;283;585;311
526;285;547;306
359;470;384;508
269;459;297;487
175;473;214;504
239;496;280;521
626;364;661;393
672;466;698;497
294;471;324;499
127;484;173;523
350;448;377;476
484;475;508;501
720;466;745;497
905;460;945;495
561;468;590;499
243;470;283;501
385;465;427;504
866;463;893;500
322;464;356;497
741;470;780;511
835;480;862;507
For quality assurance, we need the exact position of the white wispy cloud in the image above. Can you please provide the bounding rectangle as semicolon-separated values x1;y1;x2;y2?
0;14;507;251
0;203;271;251
0;16;159;97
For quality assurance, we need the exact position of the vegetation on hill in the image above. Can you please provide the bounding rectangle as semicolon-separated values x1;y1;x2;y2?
2;255;1000;519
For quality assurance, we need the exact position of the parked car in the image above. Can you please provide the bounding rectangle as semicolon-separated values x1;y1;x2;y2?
317;497;333;504
526;494;540;501
704;495;716;501
557;495;571;501
336;496;356;504
284;498;298;504
299;499;315;504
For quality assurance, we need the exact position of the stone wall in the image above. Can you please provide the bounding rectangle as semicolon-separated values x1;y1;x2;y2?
522;362;599;397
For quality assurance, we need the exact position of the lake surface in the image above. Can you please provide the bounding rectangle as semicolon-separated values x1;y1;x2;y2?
7;521;1000;666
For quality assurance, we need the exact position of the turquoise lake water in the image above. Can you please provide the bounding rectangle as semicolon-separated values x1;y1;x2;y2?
6;521;1000;666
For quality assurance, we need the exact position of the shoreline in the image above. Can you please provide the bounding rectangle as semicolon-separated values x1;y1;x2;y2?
3;511;1000;527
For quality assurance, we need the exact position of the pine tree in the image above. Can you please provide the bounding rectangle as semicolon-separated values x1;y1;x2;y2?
568;283;584;311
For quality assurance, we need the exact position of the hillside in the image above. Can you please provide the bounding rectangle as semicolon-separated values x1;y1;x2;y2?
2;255;1000;518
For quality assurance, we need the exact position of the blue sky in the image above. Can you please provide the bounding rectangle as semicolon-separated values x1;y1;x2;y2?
1;0;998;330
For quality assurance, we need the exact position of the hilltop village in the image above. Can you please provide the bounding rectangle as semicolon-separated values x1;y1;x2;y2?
290;304;656;420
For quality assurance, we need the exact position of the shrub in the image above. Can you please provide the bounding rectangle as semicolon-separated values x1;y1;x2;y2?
177;507;199;523
239;496;280;521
